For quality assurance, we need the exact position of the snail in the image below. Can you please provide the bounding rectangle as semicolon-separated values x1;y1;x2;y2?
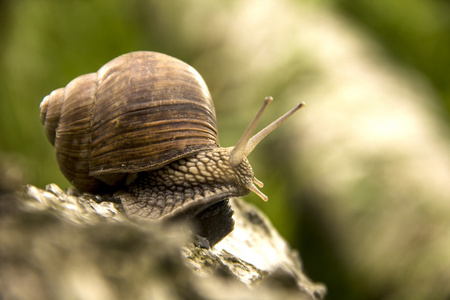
40;51;304;244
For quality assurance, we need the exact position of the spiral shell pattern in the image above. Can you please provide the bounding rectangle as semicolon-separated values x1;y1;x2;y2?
40;51;219;193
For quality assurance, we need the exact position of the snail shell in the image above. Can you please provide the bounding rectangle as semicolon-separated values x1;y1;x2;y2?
41;51;219;194
41;51;305;240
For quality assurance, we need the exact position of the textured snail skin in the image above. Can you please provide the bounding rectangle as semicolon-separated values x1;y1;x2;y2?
116;147;253;220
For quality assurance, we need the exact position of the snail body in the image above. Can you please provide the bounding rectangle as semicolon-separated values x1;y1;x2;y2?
117;147;254;220
40;51;304;236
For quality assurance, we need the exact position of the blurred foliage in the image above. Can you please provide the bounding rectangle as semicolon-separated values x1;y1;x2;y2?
335;0;450;117
1;0;449;299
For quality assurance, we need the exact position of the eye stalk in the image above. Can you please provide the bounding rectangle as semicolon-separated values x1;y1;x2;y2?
229;96;306;201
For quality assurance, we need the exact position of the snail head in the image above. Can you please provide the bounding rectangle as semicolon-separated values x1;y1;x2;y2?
229;97;305;201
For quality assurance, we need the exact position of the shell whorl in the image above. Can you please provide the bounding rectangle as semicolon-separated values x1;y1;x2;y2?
40;88;65;146
40;51;220;193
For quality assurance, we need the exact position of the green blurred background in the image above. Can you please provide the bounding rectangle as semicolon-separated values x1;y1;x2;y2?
1;0;449;299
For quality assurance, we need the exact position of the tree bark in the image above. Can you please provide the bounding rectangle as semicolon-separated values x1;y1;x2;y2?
0;184;325;300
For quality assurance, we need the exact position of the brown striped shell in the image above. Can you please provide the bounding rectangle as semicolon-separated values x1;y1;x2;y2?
40;51;219;194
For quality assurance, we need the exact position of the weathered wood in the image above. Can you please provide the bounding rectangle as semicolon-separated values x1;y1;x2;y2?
0;184;325;300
